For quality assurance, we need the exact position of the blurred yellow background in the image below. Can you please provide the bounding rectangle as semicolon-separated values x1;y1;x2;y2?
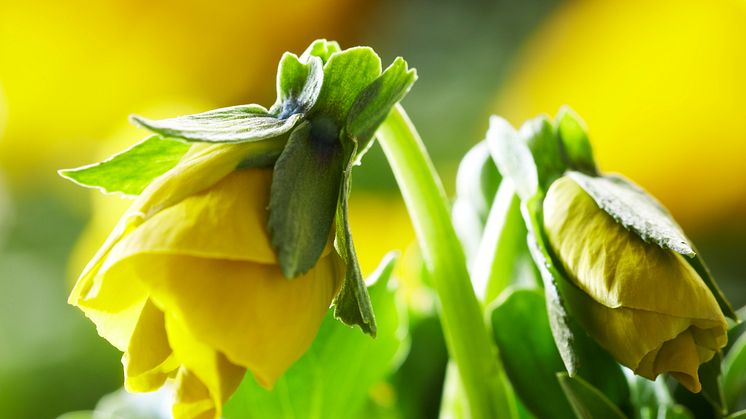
1;0;744;417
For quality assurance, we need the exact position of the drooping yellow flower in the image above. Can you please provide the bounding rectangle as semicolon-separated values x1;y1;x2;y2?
543;176;728;393
68;143;343;418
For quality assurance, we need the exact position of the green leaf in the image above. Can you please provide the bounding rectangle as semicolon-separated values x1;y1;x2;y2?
660;405;695;419
523;196;579;375
346;57;417;159
555;106;598;175
568;171;694;256
270;54;324;119
698;352;726;414
58;135;190;196
723;331;746;412
130;104;301;143
567;171;736;319
56;412;94;419
332;141;376;335
312;47;382;126
268;121;344;278
727;313;746;352
486;116;539;201
224;253;405;419
301;39;342;65
557;373;627;419
627;375;671;419
490;288;575;419
630;374;694;419
725;410;746;419
519;115;565;192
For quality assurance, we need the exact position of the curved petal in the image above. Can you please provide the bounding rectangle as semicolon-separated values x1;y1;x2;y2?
68;253;149;351
138;252;341;388
166;314;246;419
70;143;253;300
172;367;217;419
544;176;724;323
562;279;725;391
124;299;179;392
107;169;277;265
133;142;263;219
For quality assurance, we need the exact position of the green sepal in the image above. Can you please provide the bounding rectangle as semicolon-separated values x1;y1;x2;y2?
130;104;301;143
685;251;737;320
486;116;539;201
58;135;190;196
567;171;695;256
311;47;382;128
519;115;566;192
301;39;341;65
332;140;376;336
555;106;598;175
132;44;330;144
267;121;344;278
269;53;324;119
557;373;627;419
523;196;580;376
346;57;417;161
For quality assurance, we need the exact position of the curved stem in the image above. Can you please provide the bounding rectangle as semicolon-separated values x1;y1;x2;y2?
377;105;516;419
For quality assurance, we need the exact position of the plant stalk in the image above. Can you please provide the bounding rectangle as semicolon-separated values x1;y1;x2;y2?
377;105;516;419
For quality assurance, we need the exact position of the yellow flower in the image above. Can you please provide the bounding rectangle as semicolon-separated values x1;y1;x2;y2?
543;176;728;393
68;143;343;418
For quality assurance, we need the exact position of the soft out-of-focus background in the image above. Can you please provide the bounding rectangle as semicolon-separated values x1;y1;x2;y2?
1;0;745;417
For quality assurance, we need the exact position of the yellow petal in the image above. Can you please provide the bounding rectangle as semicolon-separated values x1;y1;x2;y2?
68;253;149;351
544;176;724;323
133;142;274;219
561;278;725;392
123;299;179;392
166;315;246;419
654;329;703;393
136;252;341;388
172;367;221;419
69;145;281;350
70;142;269;299
107;168;277;265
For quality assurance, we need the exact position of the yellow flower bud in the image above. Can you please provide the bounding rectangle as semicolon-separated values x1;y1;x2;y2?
543;176;727;393
68;143;344;418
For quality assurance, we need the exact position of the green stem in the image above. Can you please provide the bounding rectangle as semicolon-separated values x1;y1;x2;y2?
377;105;516;419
